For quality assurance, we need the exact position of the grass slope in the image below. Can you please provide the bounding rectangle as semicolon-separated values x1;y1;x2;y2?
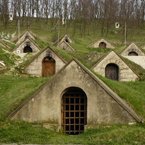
100;76;145;119
0;75;47;120
0;48;15;67
0;121;145;144
0;19;145;144
1;73;145;119
0;74;145;144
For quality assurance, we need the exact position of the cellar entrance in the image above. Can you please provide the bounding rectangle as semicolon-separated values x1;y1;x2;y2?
62;87;87;135
105;63;119;80
42;55;55;77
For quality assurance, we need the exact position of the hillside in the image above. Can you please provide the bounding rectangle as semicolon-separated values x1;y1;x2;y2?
0;19;145;144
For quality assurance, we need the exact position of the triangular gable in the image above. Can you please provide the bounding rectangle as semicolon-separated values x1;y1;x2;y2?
57;40;75;51
57;34;72;44
91;38;114;49
123;56;145;69
13;38;40;58
24;47;66;76
55;34;74;51
121;43;145;56
15;31;36;46
93;51;138;81
9;59;141;125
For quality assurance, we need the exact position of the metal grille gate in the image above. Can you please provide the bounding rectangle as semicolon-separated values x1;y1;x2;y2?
62;87;87;135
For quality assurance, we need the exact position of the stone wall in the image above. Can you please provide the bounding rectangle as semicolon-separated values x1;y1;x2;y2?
58;41;74;51
92;39;114;49
25;49;66;76
123;56;145;69
11;60;140;128
16;31;35;45
121;43;145;56
14;39;40;58
93;51;138;81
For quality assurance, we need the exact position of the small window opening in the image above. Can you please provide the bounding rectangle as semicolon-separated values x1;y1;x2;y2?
65;38;69;43
23;44;33;53
128;51;138;56
99;42;107;48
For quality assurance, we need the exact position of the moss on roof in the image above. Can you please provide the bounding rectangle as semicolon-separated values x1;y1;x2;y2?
121;56;145;81
91;50;145;80
17;46;68;73
99;75;145;119
13;31;47;50
0;39;15;51
0;47;16;67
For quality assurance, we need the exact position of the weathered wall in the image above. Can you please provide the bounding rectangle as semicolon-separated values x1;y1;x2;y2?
121;43;145;56
14;39;40;58
92;39;114;49
12;60;138;127
25;49;66;76
58;41;74;51
93;51;138;81
16;31;35;45
123;56;145;69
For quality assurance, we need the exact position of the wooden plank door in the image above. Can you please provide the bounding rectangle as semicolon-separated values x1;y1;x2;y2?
42;56;55;77
105;63;119;80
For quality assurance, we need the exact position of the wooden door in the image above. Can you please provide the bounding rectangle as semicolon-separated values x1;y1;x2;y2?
42;56;55;77
62;87;87;135
105;63;119;80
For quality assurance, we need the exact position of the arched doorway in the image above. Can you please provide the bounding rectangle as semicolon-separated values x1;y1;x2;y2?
62;87;87;135
128;51;138;56
42;55;55;77
23;45;33;53
99;42;107;48
105;63;119;80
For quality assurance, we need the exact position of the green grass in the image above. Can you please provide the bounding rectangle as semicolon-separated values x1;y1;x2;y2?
0;19;145;144
0;75;47;120
0;74;145;144
0;121;145;144
99;76;145;119
121;57;145;80
1;19;145;71
0;48;16;67
1;74;145;121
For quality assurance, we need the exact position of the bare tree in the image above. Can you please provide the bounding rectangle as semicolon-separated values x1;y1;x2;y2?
1;0;9;27
0;0;144;35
